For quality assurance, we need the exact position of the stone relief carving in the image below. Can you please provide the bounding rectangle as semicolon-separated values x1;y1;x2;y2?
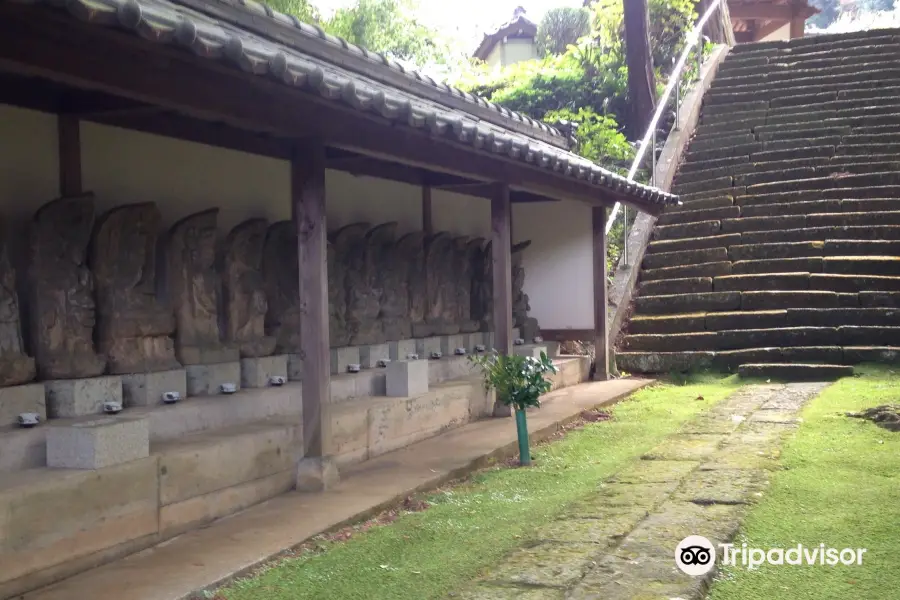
28;195;106;379
263;221;302;354
512;240;540;340
422;232;459;336
331;223;370;347
91;203;179;374
474;240;494;332
455;237;481;334
166;209;237;365
224;219;276;358
0;239;35;387
327;238;349;348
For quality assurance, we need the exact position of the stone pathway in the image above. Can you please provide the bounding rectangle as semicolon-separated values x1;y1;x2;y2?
452;382;830;600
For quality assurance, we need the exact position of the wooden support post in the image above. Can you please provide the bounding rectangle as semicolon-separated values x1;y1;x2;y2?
57;114;82;196
789;14;805;39
593;206;610;381
491;183;514;417
292;139;334;485
422;185;433;235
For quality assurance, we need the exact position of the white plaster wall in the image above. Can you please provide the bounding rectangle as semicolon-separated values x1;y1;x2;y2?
513;200;594;330
0;106;59;221
432;190;491;238
759;22;791;42
504;38;538;65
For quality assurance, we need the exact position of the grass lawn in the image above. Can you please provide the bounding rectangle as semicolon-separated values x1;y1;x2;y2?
708;364;900;600
218;373;740;600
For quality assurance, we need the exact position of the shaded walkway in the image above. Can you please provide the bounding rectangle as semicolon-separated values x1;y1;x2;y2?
456;382;829;599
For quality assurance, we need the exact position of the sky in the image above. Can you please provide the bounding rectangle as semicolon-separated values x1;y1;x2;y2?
315;0;585;47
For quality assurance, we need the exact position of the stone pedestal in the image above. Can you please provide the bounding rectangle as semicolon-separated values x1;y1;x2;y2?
46;415;149;469
360;344;391;369
514;344;549;359
45;376;123;418
0;383;45;426
440;334;467;356
295;456;339;492
389;339;417;361
512;327;521;340
386;360;429;398
415;337;442;357
241;355;288;388
288;353;304;381
185;362;241;396
122;370;187;407
465;332;485;351
331;346;360;375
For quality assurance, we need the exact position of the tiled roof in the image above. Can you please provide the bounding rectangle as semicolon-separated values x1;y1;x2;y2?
17;0;679;208
473;9;539;60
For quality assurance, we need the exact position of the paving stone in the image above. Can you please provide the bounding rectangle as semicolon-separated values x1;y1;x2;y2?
671;469;769;505
592;480;685;508
567;554;705;600
456;583;565;600
641;434;724;461
538;514;640;546
606;460;697;484
481;542;600;588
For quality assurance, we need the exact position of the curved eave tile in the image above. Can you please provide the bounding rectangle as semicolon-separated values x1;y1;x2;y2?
47;0;678;209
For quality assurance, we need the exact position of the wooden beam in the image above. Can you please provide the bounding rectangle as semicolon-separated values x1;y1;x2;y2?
728;4;793;21
790;15;805;39
538;329;594;343
292;138;331;460
57;114;81;197
422;185;433;235
491;182;513;417
0;6;644;212
592;206;610;381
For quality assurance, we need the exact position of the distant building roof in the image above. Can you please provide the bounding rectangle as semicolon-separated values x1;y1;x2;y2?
473;6;538;61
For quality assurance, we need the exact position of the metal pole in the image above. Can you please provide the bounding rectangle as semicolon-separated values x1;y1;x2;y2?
622;205;628;267
651;128;657;187
674;75;680;131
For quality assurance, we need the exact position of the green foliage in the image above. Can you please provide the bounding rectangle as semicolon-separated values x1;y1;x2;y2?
536;7;592;57
468;351;557;411
544;107;634;172
260;0;319;23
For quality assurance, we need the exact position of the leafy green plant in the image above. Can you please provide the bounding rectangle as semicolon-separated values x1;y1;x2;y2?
468;351;557;465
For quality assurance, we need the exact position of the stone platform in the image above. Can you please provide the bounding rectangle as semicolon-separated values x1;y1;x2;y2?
9;377;649;600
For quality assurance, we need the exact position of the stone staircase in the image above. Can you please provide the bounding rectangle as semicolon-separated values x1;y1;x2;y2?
617;29;900;380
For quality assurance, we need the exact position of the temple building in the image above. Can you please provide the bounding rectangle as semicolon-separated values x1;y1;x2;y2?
0;0;674;596
729;0;820;42
473;6;540;69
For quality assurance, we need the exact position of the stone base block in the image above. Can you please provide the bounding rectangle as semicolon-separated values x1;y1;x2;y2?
331;346;361;374
288;353;303;381
122;370;187;407
46;415;149;469
415;337;442;357
466;332;485;351
45;376;123;419
512;327;521;341
360;344;391;369
386;359;429;397
440;334;467;356
0;383;45;427
295;456;339;492
241;355;288;388
514;344;549;359
389;339;417;361
185;362;241;397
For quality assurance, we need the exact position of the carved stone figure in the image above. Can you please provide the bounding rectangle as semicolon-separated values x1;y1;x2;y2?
91;203;178;374
473;240;493;332
166;209;237;365
263;221;302;354
224;219;276;358
455;237;481;334
371;224;414;342
327;239;349;348
356;223;396;344
28;195;106;379
0;240;35;387
332;223;379;346
422;232;459;336
406;232;428;337
512;240;541;340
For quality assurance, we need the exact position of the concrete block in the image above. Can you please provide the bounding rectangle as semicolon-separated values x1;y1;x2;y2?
514;344;549;359
513;327;521;340
359;344;391;369
295;456;339;492
330;400;373;465
428;356;477;384
157;421;296;505
484;331;495;350
466;332;485;350
386;360;429;397
185;361;241;396
389;339;417;361
241;354;288;388
440;334;467;356
415;337;442;357
121;370;187;407
45;376;123;418
0;457;159;586
46;415;149;470
331;371;385;402
331;346;360;374
0;383;45;426
287;353;304;381
0;427;46;473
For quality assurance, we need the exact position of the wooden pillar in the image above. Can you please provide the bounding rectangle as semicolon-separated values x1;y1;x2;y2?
422;185;433;234
592;206;610;381
491;183;513;416
58;114;82;196
789;14;805;39
292;139;331;460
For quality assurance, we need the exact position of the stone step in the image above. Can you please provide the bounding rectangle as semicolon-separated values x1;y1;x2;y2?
710;69;900;96
736;186;900;207
732;257;824;274
700;109;769;128
656;205;740;227
741;199;900;218
739;225;900;246
746;172;900;197
669;195;735;212
646;233;741;255
640;260;733;282
789;308;900;327
701;99;769;117
671;175;734;196
838;143;900;156
685;134;756;154
706;80;900;106
653;219;722;242
809;211;900;228
861;291;900;307
823;239;900;256
684;143;762;163
767;96;900;119
624;326;845;353
728;241;826;262
642;247;729;271
712;272;810;292
678;155;751;174
737;363;854;381
634;291;740;315
823;257;900;277
712;63;900;90
639;277;712;297
808;273;900;293
750;146;836;163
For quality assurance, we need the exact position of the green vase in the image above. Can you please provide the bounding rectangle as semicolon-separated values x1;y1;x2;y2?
514;408;531;466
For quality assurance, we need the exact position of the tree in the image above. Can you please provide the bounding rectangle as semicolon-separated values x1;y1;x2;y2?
808;0;840;28
260;0;319;23
623;0;656;138
536;7;591;57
